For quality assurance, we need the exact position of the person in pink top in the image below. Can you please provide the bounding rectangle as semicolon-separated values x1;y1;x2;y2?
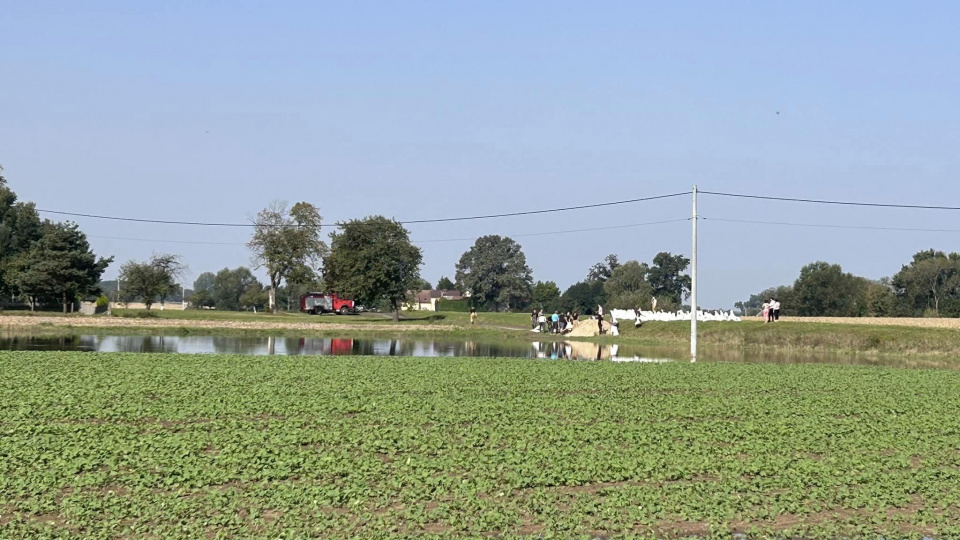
761;302;770;323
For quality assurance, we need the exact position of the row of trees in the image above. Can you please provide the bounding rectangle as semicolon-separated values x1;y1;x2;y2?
737;250;960;318
527;253;692;315
0;166;112;311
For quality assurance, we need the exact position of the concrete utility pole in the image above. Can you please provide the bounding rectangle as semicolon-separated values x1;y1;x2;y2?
691;185;698;361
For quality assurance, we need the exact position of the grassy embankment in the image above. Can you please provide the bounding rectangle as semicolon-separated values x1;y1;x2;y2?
5;309;960;357
2;352;959;539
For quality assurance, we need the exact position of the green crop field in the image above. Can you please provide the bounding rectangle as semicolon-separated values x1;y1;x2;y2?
2;352;959;539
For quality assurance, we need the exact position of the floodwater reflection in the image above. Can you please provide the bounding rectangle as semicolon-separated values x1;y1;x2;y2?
0;333;952;369
0;334;671;362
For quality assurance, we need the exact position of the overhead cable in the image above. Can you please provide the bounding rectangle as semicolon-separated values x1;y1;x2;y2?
699;190;960;211
38;191;691;228
416;218;690;243
702;216;960;233
90;218;690;246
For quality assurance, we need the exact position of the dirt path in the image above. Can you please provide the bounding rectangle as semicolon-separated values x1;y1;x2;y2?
0;315;457;332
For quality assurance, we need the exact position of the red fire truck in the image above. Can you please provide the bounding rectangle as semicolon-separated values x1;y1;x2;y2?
299;293;355;315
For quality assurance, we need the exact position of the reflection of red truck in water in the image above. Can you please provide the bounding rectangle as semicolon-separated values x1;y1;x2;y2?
297;338;354;355
300;293;355;315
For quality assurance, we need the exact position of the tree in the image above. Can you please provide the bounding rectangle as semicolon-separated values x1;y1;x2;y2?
587;254;620;282
559;280;606;315
603;260;653;309
239;283;269;311
190;272;216;308
865;278;897;317
531;281;561;311
416;278;433;291
212;267;261;311
455;235;533;311
792;261;868;317
248;201;327;312
6;221;112;312
647;252;691;304
892;250;960;317
436;276;456;291
323;216;423;321
0;166;43;294
119;254;185;310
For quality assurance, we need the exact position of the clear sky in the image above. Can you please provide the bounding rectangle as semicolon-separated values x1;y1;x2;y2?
3;1;959;309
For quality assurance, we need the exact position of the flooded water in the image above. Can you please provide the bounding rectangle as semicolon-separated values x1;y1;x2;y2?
0;333;949;369
0;334;675;362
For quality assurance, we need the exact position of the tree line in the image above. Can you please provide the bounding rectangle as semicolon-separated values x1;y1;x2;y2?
0;166;112;311
737;250;960;318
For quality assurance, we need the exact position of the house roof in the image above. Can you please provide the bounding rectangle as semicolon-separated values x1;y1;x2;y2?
413;289;463;302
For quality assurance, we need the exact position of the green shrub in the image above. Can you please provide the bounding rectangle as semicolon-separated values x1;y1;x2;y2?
136;311;160;318
436;299;472;312
94;295;110;315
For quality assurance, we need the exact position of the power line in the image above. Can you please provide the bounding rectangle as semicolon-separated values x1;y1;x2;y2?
90;218;690;246
400;192;690;224
37;191;691;228
38;210;258;227
416;218;689;243
699;190;960;211
702;216;960;233
89;235;247;245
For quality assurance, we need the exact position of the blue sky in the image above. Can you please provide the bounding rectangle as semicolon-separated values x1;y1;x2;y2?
3;1;959;308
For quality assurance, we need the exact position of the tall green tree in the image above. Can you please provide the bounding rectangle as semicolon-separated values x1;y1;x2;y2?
190;272;216;309
0;166;43;294
792;261;868;316
647;252;691;304
119;254;185;310
587;254;620;282
323;216;423;321
559;280;606;315
212;267;261;311
436;276;456;291
416;278;433;291
248;201;327;312
892;250;960;317
6;221;112;312
455;236;533;311
603;260;653;309
531;280;561;311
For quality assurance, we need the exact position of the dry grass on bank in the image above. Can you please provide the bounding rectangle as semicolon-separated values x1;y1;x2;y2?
778;316;960;329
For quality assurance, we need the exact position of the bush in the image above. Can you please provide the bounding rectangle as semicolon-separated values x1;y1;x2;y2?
436;299;472;312
94;294;110;314
136;310;160;318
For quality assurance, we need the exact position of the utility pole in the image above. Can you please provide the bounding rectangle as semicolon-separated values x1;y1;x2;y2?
691;185;698;361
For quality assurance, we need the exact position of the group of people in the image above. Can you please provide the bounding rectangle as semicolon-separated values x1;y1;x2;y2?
530;304;623;336
760;298;781;323
532;309;580;334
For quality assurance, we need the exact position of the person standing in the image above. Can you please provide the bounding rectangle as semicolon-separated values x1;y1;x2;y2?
761;301;770;323
469;306;477;325
538;311;547;332
772;298;781;322
531;308;539;329
551;311;560;334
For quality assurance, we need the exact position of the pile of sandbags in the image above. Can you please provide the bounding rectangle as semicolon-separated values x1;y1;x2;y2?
566;319;612;337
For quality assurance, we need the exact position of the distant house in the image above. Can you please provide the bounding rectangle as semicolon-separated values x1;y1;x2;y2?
405;289;463;311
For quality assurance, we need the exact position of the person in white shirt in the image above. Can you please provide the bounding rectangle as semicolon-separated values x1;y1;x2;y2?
772;299;781;322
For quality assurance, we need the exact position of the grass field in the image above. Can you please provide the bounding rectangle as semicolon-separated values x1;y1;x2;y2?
2;352;959;538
